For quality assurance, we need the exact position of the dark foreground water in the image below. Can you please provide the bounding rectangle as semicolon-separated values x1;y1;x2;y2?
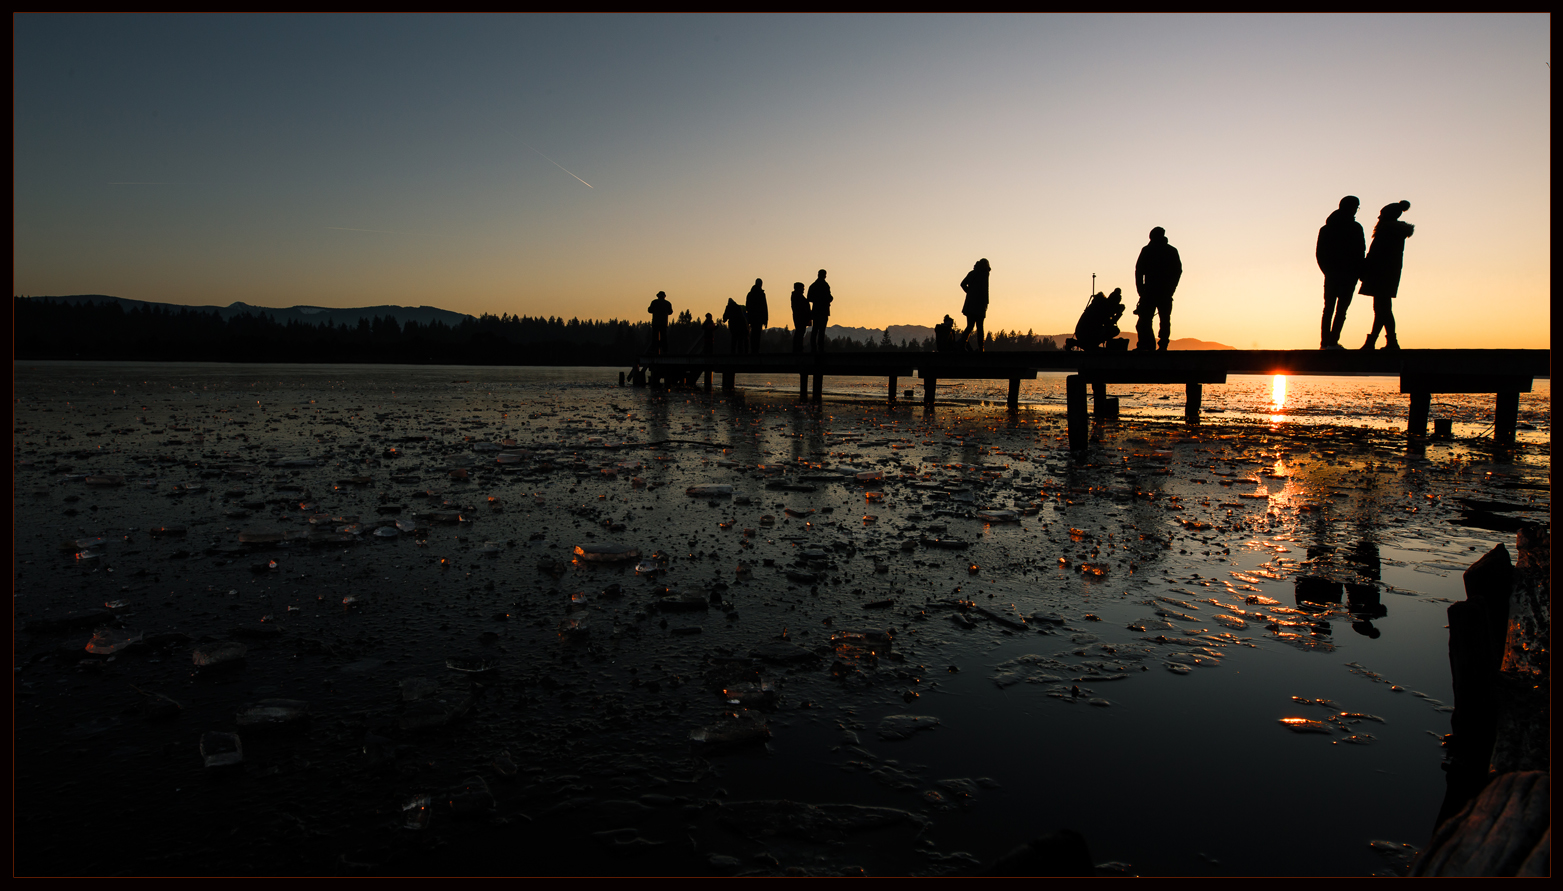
13;362;1550;875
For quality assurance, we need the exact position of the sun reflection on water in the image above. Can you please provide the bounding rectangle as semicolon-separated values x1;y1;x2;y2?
1270;374;1287;423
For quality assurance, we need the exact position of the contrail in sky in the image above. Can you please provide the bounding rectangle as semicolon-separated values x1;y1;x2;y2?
521;140;593;188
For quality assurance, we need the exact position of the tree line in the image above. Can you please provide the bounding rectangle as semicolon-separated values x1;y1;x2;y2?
12;296;1056;365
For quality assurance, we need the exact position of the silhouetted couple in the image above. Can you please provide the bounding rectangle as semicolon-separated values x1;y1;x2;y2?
719;279;772;354
1134;228;1181;350
792;270;832;353
1317;196;1414;350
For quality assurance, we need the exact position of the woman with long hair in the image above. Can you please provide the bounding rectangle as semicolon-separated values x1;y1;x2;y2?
1358;200;1414;350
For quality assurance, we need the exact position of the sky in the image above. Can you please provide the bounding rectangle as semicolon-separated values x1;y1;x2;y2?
13;14;1551;348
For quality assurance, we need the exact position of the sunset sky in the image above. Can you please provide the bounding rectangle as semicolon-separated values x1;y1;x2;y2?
14;14;1551;348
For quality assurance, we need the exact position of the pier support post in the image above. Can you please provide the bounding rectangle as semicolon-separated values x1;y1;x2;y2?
1185;382;1202;425
799;374;808;401
1007;378;1020;413
1408;391;1431;438
1066;374;1087;452
924;377;937;409
704;369;713;393
812;373;823;403
889;375;898;404
722;371;735;392
1495;390;1519;445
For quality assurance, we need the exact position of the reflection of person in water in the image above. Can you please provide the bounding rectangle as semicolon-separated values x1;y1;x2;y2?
745;279;768;354
1344;538;1386;638
1316;196;1364;350
1359;200;1414;351
1300;507;1388;638
789;282;809;354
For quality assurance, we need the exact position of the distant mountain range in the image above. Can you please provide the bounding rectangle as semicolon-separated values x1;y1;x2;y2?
24;295;1234;350
30;295;474;329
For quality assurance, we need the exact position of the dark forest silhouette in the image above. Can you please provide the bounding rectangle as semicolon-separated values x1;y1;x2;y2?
13;296;1059;365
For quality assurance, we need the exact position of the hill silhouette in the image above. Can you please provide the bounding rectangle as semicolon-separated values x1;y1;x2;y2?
14;296;1235;364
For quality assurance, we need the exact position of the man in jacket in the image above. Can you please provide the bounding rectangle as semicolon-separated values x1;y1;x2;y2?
745;279;768;354
1134;227;1182;351
1316;196;1364;350
722;299;749;355
807;269;832;353
647;291;673;355
789;283;810;353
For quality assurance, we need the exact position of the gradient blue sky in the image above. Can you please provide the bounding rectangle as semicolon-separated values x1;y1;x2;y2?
13;14;1551;347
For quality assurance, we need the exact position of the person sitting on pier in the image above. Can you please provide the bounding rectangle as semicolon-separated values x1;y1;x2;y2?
807;269;832;353
1316;195;1364;350
745;278;768;354
1359;200;1414;351
1065;289;1126;350
934;315;958;352
722;298;749;355
699;313;716;355
960;258;991;352
790;282;810;353
647;290;673;356
1133;227;1182;351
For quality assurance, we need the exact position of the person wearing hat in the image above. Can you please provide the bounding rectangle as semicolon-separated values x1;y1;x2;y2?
647;290;673;355
1316;196;1365;350
1358;201;1414;351
959;258;992;351
1133;227;1182;351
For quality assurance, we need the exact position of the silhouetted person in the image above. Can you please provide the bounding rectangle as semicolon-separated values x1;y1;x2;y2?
1359;200;1413;351
807;269;832;353
934;314;957;352
959;258;991;352
745;278;768;354
789;282;809;353
647;290;673;355
1067;289;1126;350
700;313;715;355
722;298;749;355
1133;227;1182;350
1316;196;1364;350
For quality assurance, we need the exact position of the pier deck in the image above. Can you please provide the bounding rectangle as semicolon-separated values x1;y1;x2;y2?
635;349;1549;448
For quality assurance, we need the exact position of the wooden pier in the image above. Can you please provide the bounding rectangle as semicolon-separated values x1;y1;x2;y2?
635;349;1549;449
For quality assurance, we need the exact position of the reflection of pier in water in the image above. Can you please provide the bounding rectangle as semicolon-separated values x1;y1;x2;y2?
635;349;1548;449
